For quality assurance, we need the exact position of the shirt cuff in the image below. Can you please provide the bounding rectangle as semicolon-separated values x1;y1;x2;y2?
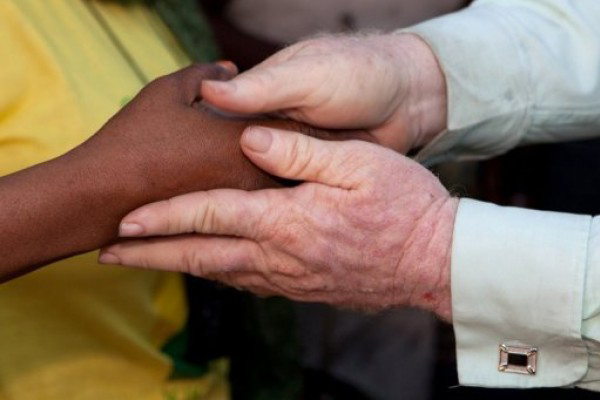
401;4;532;165
452;199;591;388
577;217;600;391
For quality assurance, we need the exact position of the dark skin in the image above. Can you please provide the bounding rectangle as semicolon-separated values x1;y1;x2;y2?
0;63;374;282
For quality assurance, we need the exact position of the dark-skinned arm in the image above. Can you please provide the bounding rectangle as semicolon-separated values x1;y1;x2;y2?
0;64;373;282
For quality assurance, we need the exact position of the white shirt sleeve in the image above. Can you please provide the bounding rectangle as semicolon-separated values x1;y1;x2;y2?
452;199;594;388
400;0;600;389
404;0;600;166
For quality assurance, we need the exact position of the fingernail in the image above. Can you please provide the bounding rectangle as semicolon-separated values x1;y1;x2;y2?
99;252;121;265
119;222;144;237
243;127;273;153
203;80;236;95
215;60;238;75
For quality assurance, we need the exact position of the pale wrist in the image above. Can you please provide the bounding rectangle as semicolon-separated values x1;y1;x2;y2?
400;196;458;321
389;33;448;150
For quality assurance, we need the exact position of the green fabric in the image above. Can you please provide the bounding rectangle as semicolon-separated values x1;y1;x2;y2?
111;0;219;61
153;0;219;61
161;328;210;379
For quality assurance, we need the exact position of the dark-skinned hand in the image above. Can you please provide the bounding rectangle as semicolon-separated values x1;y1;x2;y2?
0;63;373;282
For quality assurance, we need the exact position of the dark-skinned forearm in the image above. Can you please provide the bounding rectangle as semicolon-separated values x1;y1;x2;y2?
0;124;273;281
0;118;371;282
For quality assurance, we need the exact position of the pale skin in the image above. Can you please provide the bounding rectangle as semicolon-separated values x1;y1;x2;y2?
100;33;458;321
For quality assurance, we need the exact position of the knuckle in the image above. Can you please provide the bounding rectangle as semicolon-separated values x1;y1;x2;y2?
181;246;203;276
285;134;316;177
192;193;217;233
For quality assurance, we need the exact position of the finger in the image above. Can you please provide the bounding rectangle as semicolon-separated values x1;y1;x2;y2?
214;60;239;76
201;60;323;115
168;63;238;104
118;189;272;238
99;235;262;276
240;126;377;189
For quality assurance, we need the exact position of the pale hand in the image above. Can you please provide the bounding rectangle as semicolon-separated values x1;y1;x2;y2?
201;33;448;153
100;128;458;320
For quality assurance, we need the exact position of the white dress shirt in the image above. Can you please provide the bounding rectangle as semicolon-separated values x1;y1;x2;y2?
406;0;600;390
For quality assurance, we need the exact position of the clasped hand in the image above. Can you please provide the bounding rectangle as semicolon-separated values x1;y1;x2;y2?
100;128;457;320
100;33;456;320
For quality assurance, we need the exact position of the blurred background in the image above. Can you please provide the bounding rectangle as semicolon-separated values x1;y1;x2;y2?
190;1;600;399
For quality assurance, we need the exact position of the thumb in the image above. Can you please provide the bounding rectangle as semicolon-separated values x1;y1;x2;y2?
201;62;318;115
165;63;238;104
240;126;372;189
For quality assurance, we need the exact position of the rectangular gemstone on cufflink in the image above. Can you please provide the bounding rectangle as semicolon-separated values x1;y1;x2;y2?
498;342;537;375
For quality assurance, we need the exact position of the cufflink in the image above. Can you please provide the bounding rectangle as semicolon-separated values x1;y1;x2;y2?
498;342;538;375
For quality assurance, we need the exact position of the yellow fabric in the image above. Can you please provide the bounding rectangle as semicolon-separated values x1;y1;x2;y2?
0;1;228;399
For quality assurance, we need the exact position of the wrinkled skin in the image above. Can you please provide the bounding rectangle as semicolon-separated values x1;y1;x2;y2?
0;63;373;282
101;128;457;320
97;34;457;320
